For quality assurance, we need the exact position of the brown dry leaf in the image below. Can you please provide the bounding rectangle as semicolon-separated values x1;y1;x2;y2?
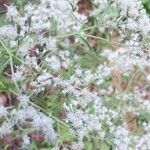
4;65;12;78
77;0;92;16
59;109;67;119
87;36;97;48
111;69;128;91
111;31;121;49
68;35;75;44
124;112;138;131
111;69;122;91
89;83;98;93
21;82;35;92
111;68;122;78
3;134;21;150
44;85;55;95
120;80;128;91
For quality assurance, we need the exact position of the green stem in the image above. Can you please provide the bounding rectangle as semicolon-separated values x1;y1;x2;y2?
0;39;20;90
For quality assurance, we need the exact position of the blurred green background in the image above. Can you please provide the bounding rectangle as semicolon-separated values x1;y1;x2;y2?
142;0;150;14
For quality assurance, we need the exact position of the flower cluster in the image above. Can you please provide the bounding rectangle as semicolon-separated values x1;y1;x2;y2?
0;0;150;149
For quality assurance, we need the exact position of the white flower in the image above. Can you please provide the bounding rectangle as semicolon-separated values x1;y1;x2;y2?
18;95;30;106
24;4;34;16
71;142;84;150
113;126;130;150
18;38;34;58
0;122;12;138
147;75;150;81
0;25;17;40
12;69;24;82
10;40;17;48
0;105;7;118
45;56;61;71
22;135;31;149
35;71;52;88
6;5;20;22
67;109;102;141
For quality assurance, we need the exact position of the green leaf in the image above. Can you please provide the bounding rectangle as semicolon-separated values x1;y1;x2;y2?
29;142;38;150
0;57;9;68
0;81;6;90
101;141;111;150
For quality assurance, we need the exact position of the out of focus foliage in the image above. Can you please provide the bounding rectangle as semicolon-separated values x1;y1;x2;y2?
142;0;150;14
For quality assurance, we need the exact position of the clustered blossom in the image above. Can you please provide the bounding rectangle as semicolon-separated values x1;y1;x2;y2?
0;25;17;41
66;109;104;141
102;47;150;72
0;0;150;149
112;126;130;150
0;97;57;143
22;135;31;149
0;105;7;118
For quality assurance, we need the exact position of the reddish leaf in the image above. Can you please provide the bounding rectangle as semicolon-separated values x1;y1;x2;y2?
0;92;9;107
0;0;12;12
30;132;44;142
28;47;38;57
77;0;92;16
2;134;21;150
